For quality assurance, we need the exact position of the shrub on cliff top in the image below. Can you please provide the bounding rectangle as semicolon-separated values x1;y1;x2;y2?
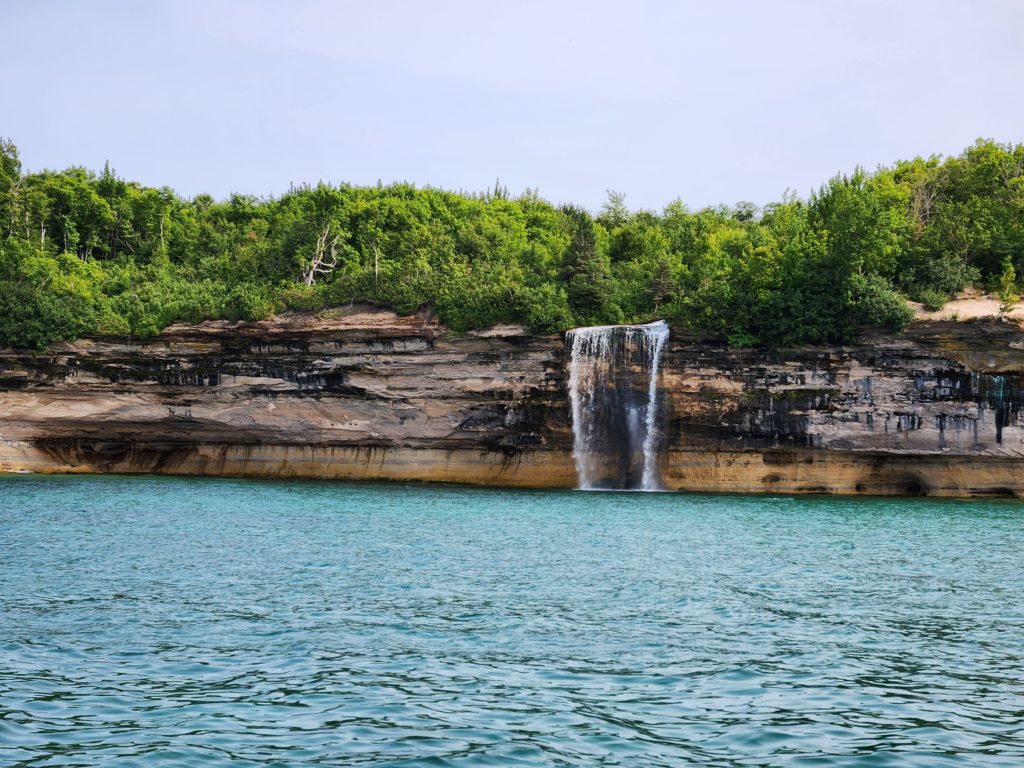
1;137;1021;348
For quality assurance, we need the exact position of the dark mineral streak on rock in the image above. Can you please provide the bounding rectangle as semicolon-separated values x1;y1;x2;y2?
2;311;1024;496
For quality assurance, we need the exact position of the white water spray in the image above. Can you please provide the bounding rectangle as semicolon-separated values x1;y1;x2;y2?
566;321;669;491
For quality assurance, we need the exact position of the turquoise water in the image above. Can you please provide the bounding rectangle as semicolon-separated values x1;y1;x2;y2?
1;476;1023;766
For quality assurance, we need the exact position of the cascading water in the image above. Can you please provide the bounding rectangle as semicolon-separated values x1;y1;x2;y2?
566;321;669;491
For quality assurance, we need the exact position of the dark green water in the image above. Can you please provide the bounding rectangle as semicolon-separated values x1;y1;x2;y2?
1;475;1023;766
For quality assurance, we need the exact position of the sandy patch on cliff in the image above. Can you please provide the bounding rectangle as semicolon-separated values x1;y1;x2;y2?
468;324;528;337
910;290;1024;324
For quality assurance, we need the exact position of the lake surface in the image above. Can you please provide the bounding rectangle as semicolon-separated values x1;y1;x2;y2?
1;475;1023;766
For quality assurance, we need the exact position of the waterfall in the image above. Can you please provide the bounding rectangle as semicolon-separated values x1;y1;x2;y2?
566;321;669;491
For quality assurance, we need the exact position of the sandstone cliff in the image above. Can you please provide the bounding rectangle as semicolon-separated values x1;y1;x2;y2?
1;306;1023;497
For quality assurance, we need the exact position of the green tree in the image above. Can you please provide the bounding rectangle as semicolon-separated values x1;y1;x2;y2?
560;205;619;324
0;137;1021;349
998;256;1019;317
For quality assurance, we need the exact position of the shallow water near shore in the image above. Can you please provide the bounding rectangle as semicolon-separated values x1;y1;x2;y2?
2;475;1023;766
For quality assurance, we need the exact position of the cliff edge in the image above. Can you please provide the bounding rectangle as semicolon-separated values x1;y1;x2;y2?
2;306;1023;497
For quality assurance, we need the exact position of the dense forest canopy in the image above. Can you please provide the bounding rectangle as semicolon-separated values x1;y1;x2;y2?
0;138;1022;350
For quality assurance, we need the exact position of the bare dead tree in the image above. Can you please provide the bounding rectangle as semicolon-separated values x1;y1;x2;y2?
909;167;945;241
302;221;340;286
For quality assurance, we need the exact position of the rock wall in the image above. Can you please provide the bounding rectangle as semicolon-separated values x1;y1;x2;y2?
2;306;1023;497
0;308;576;486
659;324;1024;496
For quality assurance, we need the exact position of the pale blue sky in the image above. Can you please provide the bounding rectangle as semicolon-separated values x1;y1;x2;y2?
5;0;1023;211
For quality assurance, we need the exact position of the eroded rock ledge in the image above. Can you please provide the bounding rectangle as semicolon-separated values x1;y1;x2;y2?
2;306;1023;497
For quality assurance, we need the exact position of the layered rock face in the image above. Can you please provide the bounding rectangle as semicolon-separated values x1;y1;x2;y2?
1;307;1023;497
659;324;1024;496
0;308;575;486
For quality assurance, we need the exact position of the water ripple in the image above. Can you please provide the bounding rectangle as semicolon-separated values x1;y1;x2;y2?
1;475;1023;765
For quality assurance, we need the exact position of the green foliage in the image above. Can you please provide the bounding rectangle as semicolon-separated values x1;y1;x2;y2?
227;282;281;322
998;257;1019;317
848;274;914;331
727;331;760;348
915;287;948;312
0;138;21;190
561;205;621;325
0;138;1021;349
0;242;101;348
901;247;979;301
280;283;328;313
516;283;574;333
